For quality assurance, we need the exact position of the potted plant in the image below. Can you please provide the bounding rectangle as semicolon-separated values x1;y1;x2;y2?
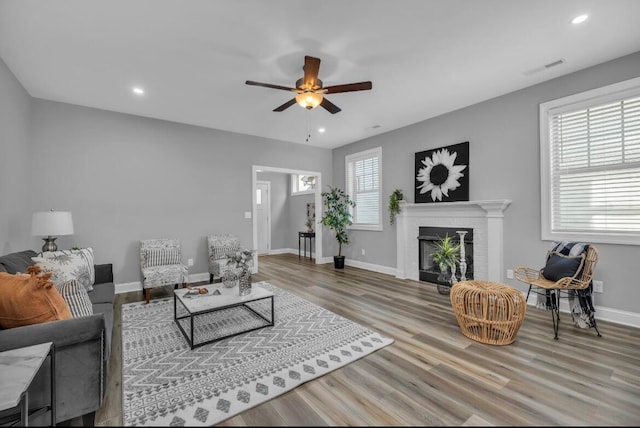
320;186;355;269
432;235;460;293
388;189;404;225
304;218;314;233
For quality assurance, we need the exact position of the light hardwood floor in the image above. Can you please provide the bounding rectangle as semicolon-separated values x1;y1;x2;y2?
96;253;640;426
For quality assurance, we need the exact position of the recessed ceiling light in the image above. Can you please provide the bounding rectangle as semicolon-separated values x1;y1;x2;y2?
571;14;588;24
318;128;325;133
132;87;145;95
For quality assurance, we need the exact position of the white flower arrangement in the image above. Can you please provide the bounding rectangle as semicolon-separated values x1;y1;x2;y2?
226;249;255;270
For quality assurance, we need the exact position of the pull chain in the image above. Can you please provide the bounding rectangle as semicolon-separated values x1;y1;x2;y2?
305;109;312;143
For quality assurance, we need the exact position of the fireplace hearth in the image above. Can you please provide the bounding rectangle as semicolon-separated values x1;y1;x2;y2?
418;227;473;285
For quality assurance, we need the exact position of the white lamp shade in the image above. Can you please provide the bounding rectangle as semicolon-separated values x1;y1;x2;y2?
32;211;74;236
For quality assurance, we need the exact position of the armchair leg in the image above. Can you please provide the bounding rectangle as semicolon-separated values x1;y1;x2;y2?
592;317;602;337
145;288;150;304
209;274;214;284
551;290;560;340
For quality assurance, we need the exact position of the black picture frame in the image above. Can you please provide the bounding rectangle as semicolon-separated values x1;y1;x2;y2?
414;141;469;203
306;202;315;220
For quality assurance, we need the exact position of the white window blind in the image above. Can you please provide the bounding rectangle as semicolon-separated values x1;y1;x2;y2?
541;77;640;245
346;147;382;230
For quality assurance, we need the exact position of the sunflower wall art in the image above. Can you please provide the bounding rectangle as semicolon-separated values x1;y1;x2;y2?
415;141;469;203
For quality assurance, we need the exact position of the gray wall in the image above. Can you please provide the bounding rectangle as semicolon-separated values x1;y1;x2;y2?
288;181;315;251
0;58;32;254
332;51;640;314
27;99;332;284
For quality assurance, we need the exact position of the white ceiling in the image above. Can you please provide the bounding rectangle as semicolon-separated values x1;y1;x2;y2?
1;0;640;150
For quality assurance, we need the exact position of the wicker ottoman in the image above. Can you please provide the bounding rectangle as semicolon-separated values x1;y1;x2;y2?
450;280;526;345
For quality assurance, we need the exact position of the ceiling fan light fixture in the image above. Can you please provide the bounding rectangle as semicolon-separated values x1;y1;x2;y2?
296;92;323;109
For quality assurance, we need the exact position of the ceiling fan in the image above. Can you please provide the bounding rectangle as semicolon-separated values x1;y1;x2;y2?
245;55;372;114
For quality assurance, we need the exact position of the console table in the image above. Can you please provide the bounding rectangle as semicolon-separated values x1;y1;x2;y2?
0;342;55;426
298;231;315;260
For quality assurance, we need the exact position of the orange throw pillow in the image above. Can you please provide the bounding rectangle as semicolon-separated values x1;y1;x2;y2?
0;265;72;329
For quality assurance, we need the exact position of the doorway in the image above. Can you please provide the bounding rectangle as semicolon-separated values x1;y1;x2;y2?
252;165;323;273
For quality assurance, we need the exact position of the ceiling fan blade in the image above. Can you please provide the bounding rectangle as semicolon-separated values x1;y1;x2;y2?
273;98;297;112
323;81;372;94
303;56;321;89
246;80;298;92
320;97;342;114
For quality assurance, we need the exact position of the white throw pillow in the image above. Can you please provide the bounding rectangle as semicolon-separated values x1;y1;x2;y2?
32;247;95;291
55;278;93;318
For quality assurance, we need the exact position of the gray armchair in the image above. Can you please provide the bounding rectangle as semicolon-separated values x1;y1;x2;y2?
140;239;188;304
207;234;247;283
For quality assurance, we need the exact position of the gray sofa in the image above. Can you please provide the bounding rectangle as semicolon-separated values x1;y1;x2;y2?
0;250;114;426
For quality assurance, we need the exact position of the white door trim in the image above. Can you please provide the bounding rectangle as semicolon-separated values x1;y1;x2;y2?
256;180;271;255
252;165;323;273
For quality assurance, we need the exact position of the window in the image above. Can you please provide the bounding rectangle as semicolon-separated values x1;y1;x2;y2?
540;77;640;245
345;147;382;231
290;174;316;195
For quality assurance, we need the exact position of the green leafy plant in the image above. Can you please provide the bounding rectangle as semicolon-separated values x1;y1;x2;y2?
304;218;314;231
320;186;355;257
388;189;404;225
432;235;461;273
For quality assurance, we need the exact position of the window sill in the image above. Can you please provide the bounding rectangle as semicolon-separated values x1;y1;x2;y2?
348;224;383;232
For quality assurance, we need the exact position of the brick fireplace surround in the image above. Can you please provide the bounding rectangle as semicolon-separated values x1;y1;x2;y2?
396;200;511;283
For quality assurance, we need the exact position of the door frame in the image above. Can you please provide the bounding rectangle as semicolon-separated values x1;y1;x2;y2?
252;165;323;273
256;180;271;255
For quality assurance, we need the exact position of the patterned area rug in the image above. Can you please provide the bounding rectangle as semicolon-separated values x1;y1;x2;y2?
121;281;394;426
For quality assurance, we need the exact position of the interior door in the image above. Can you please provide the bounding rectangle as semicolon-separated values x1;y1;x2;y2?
256;181;271;255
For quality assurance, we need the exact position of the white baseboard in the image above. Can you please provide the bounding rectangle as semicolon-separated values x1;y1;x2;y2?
525;293;640;328
116;281;141;294
268;248;298;255
345;259;397;276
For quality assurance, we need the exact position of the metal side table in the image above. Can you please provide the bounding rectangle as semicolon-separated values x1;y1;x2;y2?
0;342;55;427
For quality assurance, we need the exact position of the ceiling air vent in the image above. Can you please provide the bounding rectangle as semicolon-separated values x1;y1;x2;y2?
523;58;566;76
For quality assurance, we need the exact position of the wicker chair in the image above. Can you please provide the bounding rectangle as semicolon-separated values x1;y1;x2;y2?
140;238;189;304
207;234;249;284
514;244;600;340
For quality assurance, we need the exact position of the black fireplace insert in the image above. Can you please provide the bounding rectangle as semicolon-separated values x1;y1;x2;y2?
418;226;473;285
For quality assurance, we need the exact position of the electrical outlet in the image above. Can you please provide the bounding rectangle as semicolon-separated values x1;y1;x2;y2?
361;248;365;256
506;269;514;279
187;258;194;267
593;280;604;293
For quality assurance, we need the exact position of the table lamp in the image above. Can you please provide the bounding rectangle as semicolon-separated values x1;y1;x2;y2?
32;210;74;252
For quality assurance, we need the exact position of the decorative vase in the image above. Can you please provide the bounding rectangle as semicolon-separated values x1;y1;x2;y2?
222;270;237;288
238;267;252;296
437;262;450;282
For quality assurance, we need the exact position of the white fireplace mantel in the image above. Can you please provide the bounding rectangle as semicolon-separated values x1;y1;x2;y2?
396;200;511;283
